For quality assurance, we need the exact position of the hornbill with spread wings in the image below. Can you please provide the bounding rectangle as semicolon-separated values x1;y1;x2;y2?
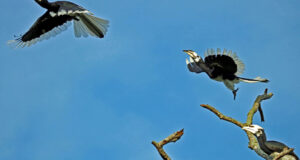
184;49;269;99
184;49;268;121
8;0;109;47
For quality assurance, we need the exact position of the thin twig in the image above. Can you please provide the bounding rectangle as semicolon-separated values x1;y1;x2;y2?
152;129;184;160
200;104;244;128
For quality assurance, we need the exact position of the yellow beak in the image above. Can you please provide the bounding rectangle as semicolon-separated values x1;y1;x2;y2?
183;50;197;59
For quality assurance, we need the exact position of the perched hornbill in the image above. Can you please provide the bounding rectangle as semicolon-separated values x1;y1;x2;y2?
184;49;269;100
243;124;299;160
8;0;109;48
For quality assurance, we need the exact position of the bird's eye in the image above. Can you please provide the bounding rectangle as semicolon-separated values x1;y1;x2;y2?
257;130;262;136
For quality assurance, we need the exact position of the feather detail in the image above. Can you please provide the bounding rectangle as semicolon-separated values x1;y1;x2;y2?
239;77;269;83
204;48;245;76
73;13;109;38
7;22;71;48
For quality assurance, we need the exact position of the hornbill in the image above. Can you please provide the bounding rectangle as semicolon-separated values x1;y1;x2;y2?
243;124;299;160
183;49;269;100
8;0;109;48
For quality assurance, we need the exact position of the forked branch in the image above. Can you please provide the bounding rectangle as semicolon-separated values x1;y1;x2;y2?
152;129;184;160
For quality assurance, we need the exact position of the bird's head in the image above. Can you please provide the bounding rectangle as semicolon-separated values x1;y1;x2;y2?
242;124;265;137
34;0;51;9
183;50;203;62
34;0;49;5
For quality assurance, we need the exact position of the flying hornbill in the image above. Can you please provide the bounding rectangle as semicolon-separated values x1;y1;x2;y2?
183;49;269;100
8;0;109;48
243;124;299;160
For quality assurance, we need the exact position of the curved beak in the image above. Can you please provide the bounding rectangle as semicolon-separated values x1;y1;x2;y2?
183;50;197;59
242;126;257;134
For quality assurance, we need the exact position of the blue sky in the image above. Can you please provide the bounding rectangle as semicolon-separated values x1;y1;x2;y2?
1;0;300;159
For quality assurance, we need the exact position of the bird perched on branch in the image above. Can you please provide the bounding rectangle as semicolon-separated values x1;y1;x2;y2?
243;124;299;160
183;49;269;100
8;0;109;48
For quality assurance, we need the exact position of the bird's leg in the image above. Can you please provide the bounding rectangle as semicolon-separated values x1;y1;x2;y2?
223;80;238;100
232;88;239;100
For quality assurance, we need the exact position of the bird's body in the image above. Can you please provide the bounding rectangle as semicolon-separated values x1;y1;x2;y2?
8;0;109;47
243;125;299;160
184;49;269;100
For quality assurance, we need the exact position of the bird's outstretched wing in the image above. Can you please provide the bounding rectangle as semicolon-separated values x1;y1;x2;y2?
204;49;245;76
204;54;238;75
8;11;73;47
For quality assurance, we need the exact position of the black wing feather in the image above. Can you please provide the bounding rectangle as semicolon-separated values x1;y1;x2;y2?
21;11;73;42
204;54;237;75
265;141;288;152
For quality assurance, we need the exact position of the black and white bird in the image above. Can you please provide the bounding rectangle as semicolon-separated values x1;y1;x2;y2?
243;124;299;160
8;0;109;48
184;49;269;100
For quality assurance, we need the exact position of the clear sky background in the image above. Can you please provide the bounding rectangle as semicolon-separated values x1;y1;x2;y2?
1;0;300;159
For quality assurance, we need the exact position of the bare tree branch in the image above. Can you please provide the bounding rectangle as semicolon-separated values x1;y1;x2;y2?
152;89;294;160
152;129;184;160
200;104;244;128
200;89;285;160
246;88;273;125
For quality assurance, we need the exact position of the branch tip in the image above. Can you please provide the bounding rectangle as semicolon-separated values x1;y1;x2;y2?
152;129;184;160
264;88;268;94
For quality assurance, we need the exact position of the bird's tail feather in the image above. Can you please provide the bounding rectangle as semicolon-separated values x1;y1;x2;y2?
74;19;89;38
74;13;109;38
238;77;269;83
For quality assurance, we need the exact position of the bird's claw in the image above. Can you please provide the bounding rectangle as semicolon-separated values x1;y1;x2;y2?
233;88;239;100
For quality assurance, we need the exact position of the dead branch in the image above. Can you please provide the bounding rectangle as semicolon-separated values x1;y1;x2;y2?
200;89;281;160
152;129;184;160
200;104;243;128
246;88;273;125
